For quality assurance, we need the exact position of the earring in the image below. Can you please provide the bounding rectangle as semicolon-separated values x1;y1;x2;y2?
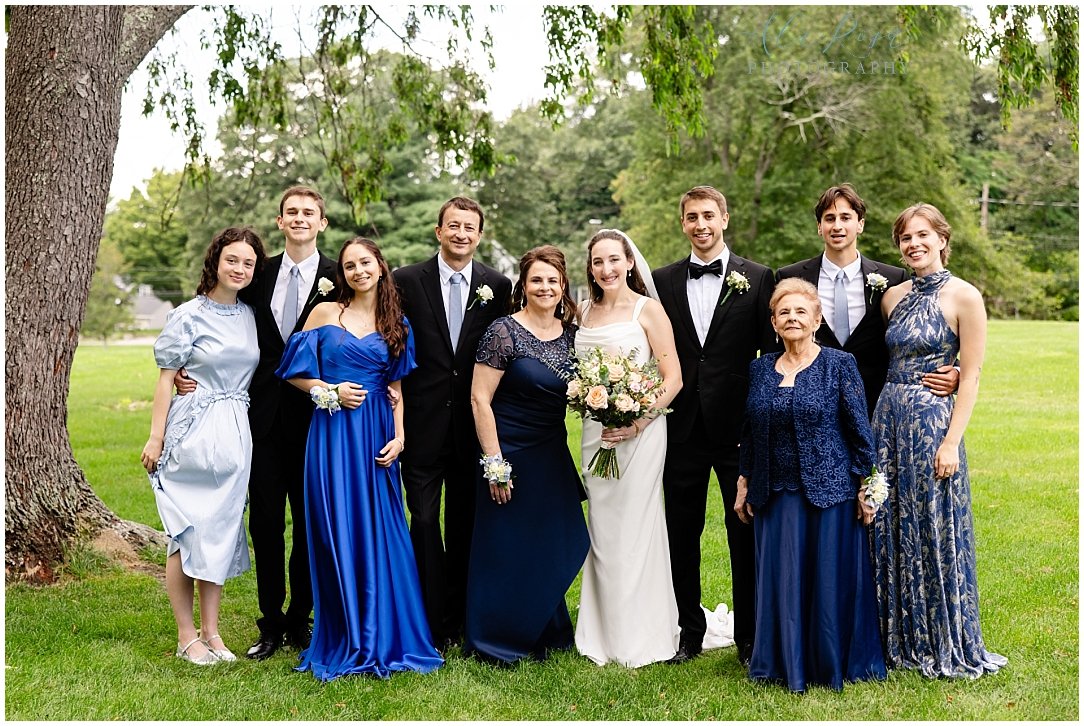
558;301;564;316
626;270;632;279
775;332;779;344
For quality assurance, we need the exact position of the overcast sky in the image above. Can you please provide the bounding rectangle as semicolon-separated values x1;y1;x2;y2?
109;4;552;202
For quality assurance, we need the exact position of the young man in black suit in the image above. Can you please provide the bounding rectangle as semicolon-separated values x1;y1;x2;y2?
652;185;775;666
392;197;512;648
776;184;957;415
240;186;339;659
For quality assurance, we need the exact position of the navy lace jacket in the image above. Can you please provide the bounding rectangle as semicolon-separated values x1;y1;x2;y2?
739;347;875;509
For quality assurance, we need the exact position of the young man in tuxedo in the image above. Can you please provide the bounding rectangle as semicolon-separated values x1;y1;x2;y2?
238;186;339;659
392;197;512;649
776;183;957;415
651;185;775;666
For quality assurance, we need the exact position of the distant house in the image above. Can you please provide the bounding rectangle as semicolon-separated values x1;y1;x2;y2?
131;284;172;330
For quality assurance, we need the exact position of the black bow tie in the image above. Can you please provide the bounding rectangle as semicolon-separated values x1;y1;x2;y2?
689;259;723;279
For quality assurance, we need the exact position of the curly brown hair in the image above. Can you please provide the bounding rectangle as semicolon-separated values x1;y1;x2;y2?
196;226;267;296
335;237;409;358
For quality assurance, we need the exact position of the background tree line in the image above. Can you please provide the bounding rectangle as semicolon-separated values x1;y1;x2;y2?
8;3;1075;579
100;5;1078;329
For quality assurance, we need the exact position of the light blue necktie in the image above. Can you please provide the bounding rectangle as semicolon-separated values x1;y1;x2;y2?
448;272;464;352
280;265;300;342
833;269;850;345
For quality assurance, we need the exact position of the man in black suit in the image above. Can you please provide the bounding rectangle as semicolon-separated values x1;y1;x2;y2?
393;196;512;648
776;184;957;415
240;186;339;659
652;185;775;666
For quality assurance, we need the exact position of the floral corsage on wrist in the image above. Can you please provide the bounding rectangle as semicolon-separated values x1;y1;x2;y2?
719;271;750;306
309;383;342;414
307;276;335;305
865;273;888;303
480;453;514;488
468;284;494;310
862;465;889;512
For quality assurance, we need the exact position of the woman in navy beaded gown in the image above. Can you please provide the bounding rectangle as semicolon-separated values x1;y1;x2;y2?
276;237;442;681
870;204;1006;679
465;246;590;664
735;278;885;692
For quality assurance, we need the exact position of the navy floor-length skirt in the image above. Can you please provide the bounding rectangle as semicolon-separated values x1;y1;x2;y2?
750;490;886;692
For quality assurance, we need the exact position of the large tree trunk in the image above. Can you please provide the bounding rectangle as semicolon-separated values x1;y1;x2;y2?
5;5;191;582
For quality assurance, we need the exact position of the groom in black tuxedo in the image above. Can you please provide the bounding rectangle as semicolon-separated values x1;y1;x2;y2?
241;186;338;659
776;183;958;415
393;196;512;647
652;186;774;666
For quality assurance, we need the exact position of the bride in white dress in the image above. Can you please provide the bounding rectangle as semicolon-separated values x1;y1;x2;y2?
573;229;684;667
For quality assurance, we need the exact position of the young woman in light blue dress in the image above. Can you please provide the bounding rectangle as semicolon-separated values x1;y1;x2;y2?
141;227;266;665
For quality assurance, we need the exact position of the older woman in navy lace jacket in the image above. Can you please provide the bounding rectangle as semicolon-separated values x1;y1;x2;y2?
733;277;885;693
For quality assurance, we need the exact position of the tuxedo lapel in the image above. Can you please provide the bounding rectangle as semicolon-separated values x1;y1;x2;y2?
420;257;455;356
668;261;701;350
459;262;491;346
704;256;744;346
296;255;337;329
263;255;283;307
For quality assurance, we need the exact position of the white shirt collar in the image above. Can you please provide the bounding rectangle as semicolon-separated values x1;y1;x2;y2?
282;249;320;279
689;245;730;272
437;254;473;287
821;252;862;280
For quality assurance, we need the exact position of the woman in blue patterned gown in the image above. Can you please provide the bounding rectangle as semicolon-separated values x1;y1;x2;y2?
735;278;885;692
870;204;1006;678
465;246;590;664
141;227;266;665
276;237;442;680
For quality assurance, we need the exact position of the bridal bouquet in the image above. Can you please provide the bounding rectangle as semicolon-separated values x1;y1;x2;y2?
566;346;669;479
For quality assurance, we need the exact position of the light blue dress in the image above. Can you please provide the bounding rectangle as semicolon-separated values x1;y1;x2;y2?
150;296;259;585
870;270;1006;678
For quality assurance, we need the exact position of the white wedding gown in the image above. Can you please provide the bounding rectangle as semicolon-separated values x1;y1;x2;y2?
574;297;681;667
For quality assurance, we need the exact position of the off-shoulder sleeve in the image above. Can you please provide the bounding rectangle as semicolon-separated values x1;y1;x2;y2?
388;318;417;382
474;317;515;370
153;306;195;370
275;329;321;381
839;354;876;480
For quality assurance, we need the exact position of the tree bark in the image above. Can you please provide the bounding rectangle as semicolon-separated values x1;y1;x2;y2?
5;5;190;582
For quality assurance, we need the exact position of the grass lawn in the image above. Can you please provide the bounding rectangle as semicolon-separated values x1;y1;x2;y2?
5;320;1078;720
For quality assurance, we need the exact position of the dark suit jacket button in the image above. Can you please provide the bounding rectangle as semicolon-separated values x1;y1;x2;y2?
446;400;452;407
453;370;458;377
699;355;706;362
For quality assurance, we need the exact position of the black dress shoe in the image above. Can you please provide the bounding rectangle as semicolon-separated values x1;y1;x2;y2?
245;632;284;660
285;625;313;650
737;642;753;667
665;644;702;665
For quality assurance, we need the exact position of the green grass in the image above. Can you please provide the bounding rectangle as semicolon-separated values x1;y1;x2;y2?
6;320;1078;719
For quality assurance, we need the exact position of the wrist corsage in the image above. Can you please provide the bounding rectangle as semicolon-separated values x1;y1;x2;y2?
862;465;889;511
310;384;342;414
480;453;514;488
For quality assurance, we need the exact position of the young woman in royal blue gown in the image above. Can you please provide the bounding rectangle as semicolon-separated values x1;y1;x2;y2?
276;237;442;680
870;204;1006;678
465;245;590;664
141;227;267;665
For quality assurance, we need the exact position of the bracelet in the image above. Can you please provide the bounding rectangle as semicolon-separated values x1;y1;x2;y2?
392;437;405;450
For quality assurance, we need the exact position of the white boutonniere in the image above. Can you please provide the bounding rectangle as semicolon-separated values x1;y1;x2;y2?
719;271;750;306
468;284;494;311
307;276;335;305
862;465;889;512
865;273;889;304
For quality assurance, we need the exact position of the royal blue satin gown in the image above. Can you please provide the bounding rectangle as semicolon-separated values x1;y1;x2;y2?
464;317;590;663
276;323;442;680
